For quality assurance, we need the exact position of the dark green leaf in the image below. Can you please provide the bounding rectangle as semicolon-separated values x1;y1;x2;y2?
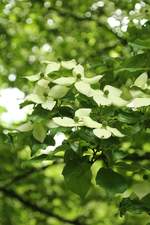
96;168;128;194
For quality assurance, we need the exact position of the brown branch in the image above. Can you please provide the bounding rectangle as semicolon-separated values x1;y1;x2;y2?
0;187;82;225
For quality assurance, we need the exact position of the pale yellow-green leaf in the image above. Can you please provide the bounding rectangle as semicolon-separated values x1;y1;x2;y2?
49;85;69;99
107;126;124;137
25;94;45;104
133;72;148;89
33;123;47;143
127;98;150;108
53;117;76;127
16;122;33;132
83;75;103;84
75;81;93;97
75;108;91;118
52;77;76;86
45;62;60;75
93;128;111;139
61;59;77;69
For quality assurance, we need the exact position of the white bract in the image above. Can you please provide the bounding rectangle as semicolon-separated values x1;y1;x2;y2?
52;108;124;139
24;72;41;82
133;73;148;90
48;60;103;98
52;108;102;128
93;126;124;139
103;85;127;107
61;59;77;70
23;60;150;117
127;98;150;108
44;61;61;76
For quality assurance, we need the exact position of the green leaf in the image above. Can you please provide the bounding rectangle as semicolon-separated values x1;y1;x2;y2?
120;193;150;216
96;168;128;194
33;123;47;143
141;193;150;211
116;53;150;73
62;159;92;197
16;122;33;132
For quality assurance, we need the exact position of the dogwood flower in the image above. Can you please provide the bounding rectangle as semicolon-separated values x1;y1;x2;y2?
51;108;124;139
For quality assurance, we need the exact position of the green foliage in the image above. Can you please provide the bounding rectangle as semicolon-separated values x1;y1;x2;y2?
96;168;128;194
62;150;92;198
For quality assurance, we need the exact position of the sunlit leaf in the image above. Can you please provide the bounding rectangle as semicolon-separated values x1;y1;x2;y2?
16;121;33;132
33;123;47;143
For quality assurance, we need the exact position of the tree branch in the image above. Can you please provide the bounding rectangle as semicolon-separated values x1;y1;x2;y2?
48;6;127;45
1;160;61;189
124;153;150;161
0;187;82;225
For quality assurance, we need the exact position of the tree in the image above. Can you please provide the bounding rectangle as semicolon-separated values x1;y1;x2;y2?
0;1;150;225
